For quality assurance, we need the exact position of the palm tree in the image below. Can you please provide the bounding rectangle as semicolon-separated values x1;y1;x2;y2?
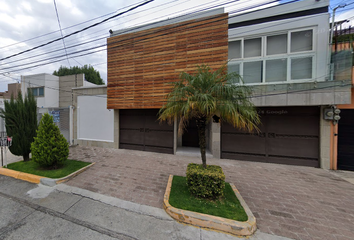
158;64;260;168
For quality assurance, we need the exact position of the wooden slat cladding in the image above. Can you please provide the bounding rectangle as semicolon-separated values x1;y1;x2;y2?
107;13;228;109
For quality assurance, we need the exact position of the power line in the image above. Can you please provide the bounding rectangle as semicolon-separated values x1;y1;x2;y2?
0;9;332;75
0;1;148;51
0;0;155;62
0;0;278;65
0;0;311;73
0;0;305;72
0;0;334;77
53;0;70;67
4;61;351;103
0;0;186;67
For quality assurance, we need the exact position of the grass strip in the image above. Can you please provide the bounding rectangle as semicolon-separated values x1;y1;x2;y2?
5;159;91;179
169;176;248;221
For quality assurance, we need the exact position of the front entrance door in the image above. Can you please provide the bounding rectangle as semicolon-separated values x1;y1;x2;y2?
338;109;354;170
182;118;199;147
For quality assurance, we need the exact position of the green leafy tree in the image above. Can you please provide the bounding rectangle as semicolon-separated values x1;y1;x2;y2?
0;91;37;161
159;64;260;168
31;113;69;168
53;65;104;85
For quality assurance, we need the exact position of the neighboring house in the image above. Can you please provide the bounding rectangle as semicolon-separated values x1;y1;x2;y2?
79;0;351;170
330;28;354;171
20;73;98;144
0;83;21;132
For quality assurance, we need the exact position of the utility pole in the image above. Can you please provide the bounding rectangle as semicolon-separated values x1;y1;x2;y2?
329;4;347;81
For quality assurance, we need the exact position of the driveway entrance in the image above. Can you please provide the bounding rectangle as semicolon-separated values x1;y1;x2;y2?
66;146;354;240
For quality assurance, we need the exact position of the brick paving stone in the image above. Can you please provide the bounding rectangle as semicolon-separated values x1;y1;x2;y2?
66;146;354;240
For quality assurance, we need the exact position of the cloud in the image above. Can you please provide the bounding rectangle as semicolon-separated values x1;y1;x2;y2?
0;0;349;94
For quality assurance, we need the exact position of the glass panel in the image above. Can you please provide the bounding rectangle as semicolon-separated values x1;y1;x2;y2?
291;57;312;80
244;38;261;58
30;88;37;96
291;30;313;52
228;63;240;74
38;87;44;96
228;63;240;83
267;34;287;55
243;61;263;83
228;40;241;59
265;59;287;82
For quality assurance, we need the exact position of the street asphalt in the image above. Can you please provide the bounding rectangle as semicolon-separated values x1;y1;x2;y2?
0;175;291;240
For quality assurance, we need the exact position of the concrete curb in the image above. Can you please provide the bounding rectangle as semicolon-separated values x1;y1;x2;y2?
163;175;257;236
40;162;95;186
0;168;43;184
0;162;95;186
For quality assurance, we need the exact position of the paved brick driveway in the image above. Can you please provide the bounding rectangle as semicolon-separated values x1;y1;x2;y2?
66;146;354;240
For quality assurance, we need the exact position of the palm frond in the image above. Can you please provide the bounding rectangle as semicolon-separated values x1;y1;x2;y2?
158;63;260;134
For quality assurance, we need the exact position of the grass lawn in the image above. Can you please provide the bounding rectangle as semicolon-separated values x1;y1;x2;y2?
5;159;91;179
169;176;248;221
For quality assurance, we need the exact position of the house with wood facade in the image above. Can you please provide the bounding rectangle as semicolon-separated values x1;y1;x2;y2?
94;0;353;170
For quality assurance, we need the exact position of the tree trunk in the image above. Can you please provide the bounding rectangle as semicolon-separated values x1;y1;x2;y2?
23;153;30;162
196;116;207;169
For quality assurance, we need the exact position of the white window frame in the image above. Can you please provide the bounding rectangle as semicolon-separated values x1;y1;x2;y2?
228;27;317;85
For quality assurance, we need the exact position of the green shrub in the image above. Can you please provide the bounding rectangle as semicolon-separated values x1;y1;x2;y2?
31;113;69;168
186;163;225;199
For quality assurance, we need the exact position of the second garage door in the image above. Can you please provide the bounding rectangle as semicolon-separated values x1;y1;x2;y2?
119;109;174;154
221;107;320;167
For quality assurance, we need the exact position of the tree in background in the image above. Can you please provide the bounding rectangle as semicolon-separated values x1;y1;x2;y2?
0;91;37;161
159;64;260;169
31;113;69;169
53;65;104;85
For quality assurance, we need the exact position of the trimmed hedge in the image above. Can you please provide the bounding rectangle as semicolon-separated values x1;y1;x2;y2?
186;163;225;199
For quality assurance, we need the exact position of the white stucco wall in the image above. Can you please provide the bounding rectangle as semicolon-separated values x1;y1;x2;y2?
77;95;114;142
228;3;329;83
21;73;59;108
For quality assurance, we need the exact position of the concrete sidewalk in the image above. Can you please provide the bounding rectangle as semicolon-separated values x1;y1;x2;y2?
65;146;354;240
0;175;290;240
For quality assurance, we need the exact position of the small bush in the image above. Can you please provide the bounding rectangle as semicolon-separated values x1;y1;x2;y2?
31;113;69;168
186;163;225;199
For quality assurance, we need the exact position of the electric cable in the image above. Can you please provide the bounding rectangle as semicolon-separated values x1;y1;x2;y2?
0;0;318;73
53;0;71;67
0;0;155;61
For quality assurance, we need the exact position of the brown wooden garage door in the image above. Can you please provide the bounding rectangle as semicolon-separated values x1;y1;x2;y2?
119;109;174;154
338;109;354;171
221;107;320;167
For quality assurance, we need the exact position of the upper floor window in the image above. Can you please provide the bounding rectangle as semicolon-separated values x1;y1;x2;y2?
228;28;315;84
29;87;44;97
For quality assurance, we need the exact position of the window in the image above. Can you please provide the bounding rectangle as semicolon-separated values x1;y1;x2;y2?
228;28;314;84
243;61;262;83
267;34;287;55
244;38;261;58
228;40;241;59
228;62;240;75
290;30;313;53
266;59;287;82
29;87;44;97
291;57;312;80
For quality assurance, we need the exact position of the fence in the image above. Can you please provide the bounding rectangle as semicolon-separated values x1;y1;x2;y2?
38;107;72;144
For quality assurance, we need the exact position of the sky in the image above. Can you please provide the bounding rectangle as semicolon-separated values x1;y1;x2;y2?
0;0;352;92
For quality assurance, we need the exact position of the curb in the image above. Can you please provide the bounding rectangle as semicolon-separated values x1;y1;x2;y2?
0;162;95;186
0;168;43;183
40;162;95;186
163;175;257;236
